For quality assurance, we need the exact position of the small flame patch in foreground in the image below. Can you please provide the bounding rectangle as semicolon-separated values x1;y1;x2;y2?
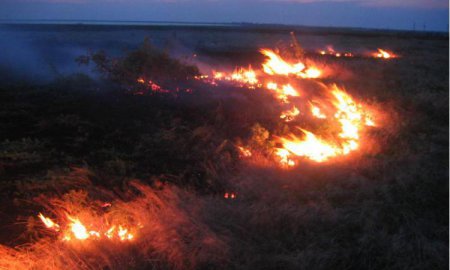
38;213;138;242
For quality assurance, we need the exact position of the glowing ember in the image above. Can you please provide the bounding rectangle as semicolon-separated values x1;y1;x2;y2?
318;46;354;58
317;46;397;59
135;78;170;94
224;192;237;199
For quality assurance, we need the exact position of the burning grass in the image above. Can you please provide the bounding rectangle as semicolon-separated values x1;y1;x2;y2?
1;171;227;270
0;29;447;270
195;46;382;166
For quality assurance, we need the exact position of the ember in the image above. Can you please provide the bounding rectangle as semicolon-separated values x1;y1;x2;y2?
224;192;237;199
318;46;354;58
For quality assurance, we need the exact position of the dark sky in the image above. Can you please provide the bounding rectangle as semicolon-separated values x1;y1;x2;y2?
0;0;448;31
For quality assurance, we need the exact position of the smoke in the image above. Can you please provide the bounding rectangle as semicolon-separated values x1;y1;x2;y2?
0;26;96;83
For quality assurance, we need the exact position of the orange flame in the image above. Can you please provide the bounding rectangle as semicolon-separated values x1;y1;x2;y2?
231;66;258;85
280;106;300;122
373;49;397;59
165;44;381;167
237;146;252;157
38;213;60;232
266;83;300;102
38;213;137;242
279;129;339;162
260;49;321;79
275;85;376;165
310;103;327;119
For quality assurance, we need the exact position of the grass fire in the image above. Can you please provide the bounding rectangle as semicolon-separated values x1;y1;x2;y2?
199;47;379;166
0;22;447;270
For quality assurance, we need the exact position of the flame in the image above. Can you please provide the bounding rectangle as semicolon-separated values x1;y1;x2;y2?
275;85;376;165
275;148;296;167
331;86;375;142
302;67;321;79
149;43;381;168
260;49;321;79
231;66;258;85
318;46;397;59
237;146;252;157
318;46;354;58
280;106;300;122
310;103;327;119
279;129;339;162
205;47;324;90
67;217;89;240
373;49;396;59
213;71;225;80
38;213;60;231
260;49;305;76
38;213;136;242
210;67;259;87
204;46;379;167
266;83;300;102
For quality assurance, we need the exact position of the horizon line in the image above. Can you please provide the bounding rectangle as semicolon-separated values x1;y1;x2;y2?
0;19;448;34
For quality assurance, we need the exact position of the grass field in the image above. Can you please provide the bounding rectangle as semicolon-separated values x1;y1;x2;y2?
0;24;448;270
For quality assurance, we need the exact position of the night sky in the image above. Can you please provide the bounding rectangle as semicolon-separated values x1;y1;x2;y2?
0;0;448;31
